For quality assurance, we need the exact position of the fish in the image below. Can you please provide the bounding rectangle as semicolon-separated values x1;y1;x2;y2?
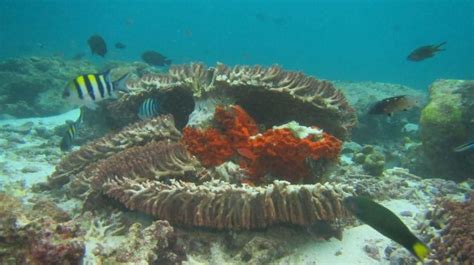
138;98;162;120
368;95;418;116
115;42;126;49
87;35;107;57
60;109;84;151
141;51;171;66
453;140;474;152
343;196;430;261
62;70;129;110
407;42;446;61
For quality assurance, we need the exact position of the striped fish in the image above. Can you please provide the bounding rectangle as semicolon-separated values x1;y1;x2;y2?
63;70;129;110
138;98;162;120
60;109;84;151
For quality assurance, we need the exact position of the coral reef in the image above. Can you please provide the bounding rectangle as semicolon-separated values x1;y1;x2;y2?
420;79;474;180
0;192;84;264
429;194;474;264
114;63;357;139
44;112;351;229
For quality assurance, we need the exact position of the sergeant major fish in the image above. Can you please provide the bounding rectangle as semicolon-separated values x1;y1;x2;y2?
63;70;129;110
138;98;162;120
343;196;430;261
60;109;84;151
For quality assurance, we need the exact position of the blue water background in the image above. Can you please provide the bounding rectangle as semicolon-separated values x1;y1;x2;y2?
1;0;473;90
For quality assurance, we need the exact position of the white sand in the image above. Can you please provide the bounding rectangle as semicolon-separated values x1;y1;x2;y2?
0;108;80;127
0;109;80;187
278;199;422;265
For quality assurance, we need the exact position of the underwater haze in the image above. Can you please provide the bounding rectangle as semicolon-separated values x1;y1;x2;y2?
1;0;473;89
2;0;474;264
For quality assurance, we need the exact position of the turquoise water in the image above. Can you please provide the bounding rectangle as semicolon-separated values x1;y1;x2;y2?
1;0;473;89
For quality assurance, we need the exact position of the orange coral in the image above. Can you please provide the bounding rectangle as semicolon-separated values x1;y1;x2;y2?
182;127;233;167
241;129;342;183
214;105;258;150
181;105;342;183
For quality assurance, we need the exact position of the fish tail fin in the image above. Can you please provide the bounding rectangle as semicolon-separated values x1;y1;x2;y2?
113;73;130;92
165;59;172;65
453;141;474;152
411;241;429;261
436;41;447;51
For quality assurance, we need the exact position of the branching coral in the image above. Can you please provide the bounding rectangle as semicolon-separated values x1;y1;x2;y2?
46;115;181;189
429;194;474;264
115;63;356;139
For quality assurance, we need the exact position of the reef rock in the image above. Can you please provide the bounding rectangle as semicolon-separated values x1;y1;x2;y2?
0;56;96;117
420;79;474;180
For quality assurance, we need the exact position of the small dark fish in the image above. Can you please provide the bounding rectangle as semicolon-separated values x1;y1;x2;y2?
343;196;429;261
407;42;446;61
141;51;171;66
453;140;474;152
368;95;418;116
60;109;84;151
72;52;86;60
88;35;107;57
115;42;126;49
138;98;162;120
